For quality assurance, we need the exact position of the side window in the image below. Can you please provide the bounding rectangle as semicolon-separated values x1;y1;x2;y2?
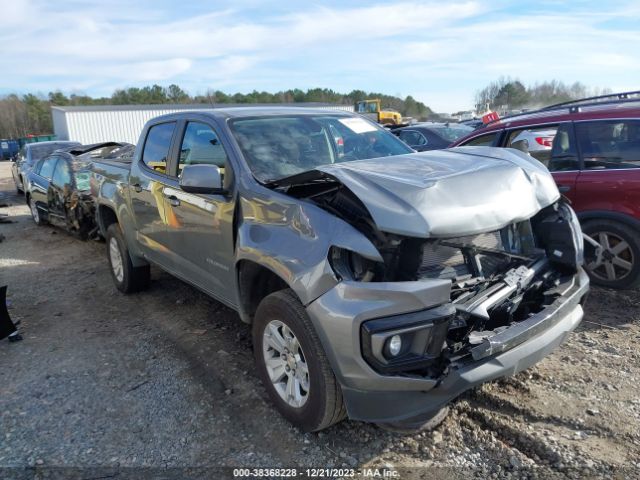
39;157;58;179
575;120;640;170
34;159;45;175
399;130;427;147
506;124;578;171
178;122;228;175
141;122;176;174
463;132;498;146
52;159;72;187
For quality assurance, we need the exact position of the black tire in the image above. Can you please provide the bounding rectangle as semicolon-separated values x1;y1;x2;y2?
582;219;640;290
27;196;45;226
377;406;449;434
253;289;346;432
105;223;150;293
17;176;24;194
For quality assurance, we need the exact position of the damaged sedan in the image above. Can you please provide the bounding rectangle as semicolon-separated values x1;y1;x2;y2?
25;142;133;238
92;108;589;432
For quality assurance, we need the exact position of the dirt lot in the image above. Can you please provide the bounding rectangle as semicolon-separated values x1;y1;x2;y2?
1;160;639;479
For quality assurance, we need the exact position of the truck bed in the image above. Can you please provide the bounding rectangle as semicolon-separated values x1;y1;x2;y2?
91;158;131;185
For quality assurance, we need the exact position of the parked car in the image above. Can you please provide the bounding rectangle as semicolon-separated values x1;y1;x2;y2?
509;128;557;159
11;141;81;193
453;90;640;289
92;108;588;432
459;119;485;130
25;142;132;238
392;123;474;151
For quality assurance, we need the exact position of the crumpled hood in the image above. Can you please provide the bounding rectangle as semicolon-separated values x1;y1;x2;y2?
316;146;560;238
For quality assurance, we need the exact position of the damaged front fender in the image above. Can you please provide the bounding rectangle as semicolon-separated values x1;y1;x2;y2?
235;191;384;307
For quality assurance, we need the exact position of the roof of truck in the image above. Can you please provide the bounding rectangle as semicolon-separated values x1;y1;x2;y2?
149;106;356;122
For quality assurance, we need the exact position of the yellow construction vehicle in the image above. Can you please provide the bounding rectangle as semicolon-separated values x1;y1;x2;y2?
354;99;403;125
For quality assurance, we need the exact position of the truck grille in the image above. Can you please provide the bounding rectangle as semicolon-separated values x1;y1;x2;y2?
418;230;507;280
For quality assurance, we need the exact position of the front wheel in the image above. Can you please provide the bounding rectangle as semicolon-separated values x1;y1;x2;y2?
105;224;150;293
377;406;449;434
253;289;346;432
582;219;640;289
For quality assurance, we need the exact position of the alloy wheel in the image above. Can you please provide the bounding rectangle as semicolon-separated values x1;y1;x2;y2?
262;320;310;408
586;231;634;282
109;237;125;283
30;200;40;224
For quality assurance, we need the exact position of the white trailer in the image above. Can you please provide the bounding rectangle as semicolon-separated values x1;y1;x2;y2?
52;103;355;145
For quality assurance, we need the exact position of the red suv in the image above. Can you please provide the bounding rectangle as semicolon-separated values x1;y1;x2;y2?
453;92;640;289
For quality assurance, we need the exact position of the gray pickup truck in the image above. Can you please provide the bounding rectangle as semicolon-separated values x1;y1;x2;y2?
91;107;589;432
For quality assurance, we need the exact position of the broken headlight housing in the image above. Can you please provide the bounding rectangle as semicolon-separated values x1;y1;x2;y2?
329;247;381;282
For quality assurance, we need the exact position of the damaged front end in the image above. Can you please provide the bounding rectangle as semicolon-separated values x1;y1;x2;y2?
350;199;585;379
276;172;585;377
64;187;98;239
272;149;588;423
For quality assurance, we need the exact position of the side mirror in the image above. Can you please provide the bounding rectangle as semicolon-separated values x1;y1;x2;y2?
179;164;225;194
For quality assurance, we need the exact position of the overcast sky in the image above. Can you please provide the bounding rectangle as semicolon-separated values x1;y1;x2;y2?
1;0;639;111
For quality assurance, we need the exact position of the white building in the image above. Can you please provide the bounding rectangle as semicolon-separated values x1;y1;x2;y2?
52;103;355;145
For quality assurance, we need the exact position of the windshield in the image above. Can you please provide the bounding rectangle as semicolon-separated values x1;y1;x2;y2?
429;125;474;142
230;115;412;182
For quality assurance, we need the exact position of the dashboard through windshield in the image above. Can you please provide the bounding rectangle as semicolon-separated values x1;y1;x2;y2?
229;115;412;182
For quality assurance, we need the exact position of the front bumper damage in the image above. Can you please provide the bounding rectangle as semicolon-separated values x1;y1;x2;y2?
306;267;589;424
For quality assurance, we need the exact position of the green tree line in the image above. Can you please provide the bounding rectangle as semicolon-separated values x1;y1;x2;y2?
0;85;433;139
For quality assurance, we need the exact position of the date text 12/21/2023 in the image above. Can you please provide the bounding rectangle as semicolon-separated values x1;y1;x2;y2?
232;467;399;478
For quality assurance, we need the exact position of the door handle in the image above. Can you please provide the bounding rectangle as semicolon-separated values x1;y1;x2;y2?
166;195;180;207
558;185;571;193
132;183;143;193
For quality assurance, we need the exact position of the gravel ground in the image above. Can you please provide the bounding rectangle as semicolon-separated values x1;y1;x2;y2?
1;161;639;479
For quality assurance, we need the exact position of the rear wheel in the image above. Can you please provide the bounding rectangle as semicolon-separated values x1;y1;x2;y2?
105;224;150;293
253;289;346;432
582;219;640;289
28;197;45;226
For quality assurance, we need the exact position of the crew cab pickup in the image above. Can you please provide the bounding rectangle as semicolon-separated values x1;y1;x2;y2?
91;108;589;432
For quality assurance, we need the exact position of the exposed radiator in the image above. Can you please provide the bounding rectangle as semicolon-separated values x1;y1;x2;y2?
418;230;508;280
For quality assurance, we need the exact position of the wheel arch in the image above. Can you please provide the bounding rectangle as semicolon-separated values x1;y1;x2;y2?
577;210;640;231
96;203;119;235
236;259;291;324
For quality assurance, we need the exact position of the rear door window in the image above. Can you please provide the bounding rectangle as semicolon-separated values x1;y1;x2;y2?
506;124;579;171
39;157;58;179
52;159;72;187
141;122;176;174
462;132;499;146
575;120;640;170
